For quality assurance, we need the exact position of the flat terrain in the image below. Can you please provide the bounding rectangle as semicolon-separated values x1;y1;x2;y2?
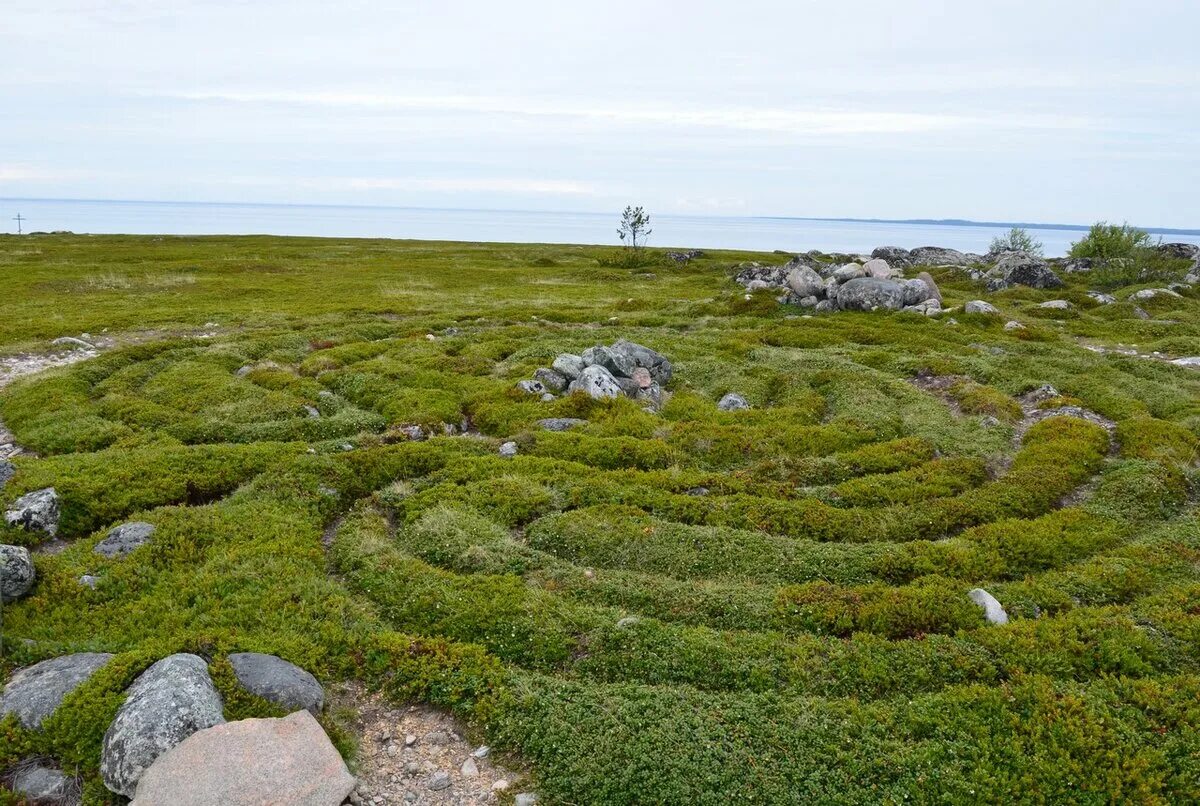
2;234;1200;804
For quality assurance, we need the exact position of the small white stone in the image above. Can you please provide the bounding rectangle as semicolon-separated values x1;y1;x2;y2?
472;745;490;759
461;757;479;777
492;779;510;792
405;733;417;746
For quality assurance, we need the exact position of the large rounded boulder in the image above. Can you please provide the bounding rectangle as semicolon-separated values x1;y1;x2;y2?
995;252;1062;289
1;544;35;602
101;653;225;798
1;652;114;728
228;652;324;716
835;278;906;312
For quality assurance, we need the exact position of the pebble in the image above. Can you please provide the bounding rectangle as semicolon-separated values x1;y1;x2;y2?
405;733;417;746
428;771;451;791
386;744;399;757
461;757;479;777
472;745;490;759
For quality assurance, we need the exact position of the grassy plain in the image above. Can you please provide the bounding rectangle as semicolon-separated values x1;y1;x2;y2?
2;234;1200;804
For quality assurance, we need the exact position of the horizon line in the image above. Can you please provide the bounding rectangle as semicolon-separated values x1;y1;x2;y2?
1;196;1197;237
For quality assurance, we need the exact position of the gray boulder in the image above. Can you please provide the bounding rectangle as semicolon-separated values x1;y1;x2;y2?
130;711;355;806
717;393;750;412
1039;299;1072;310
835;278;906;312
814;299;836;313
900;278;935;306
570;365;623;400
5;487;60;536
1158;243;1200;261
968;588;1009;625
0;459;13;490
915;271;942;303
995;252;1062;289
101;653;225;798
832;263;864;283
871;246;911;266
786;265;824;298
965;300;1000;315
581;346;636;379
228;652;324;716
498;441;519;458
903;300;943;316
94;522;156;558
537;418;587;432
515;379;546;395
533;368;568;393
908;247;977;266
1;544;35;602
862;258;897;279
551;354;584;380
611;340;673;384
1;652;114;728
10;764;76;804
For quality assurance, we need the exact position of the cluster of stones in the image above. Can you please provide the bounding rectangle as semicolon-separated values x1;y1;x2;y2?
736;252;945;314
1;651;347;804
514;339;673;410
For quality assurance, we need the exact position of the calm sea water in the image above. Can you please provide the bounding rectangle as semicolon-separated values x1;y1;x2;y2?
3;198;1198;257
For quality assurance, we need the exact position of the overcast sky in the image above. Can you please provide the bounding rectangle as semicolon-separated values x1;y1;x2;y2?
2;1;1197;226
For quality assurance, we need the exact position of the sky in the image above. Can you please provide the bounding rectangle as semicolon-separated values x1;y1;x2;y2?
2;0;1197;227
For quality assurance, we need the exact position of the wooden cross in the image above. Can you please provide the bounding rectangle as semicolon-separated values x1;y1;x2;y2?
12;213;24;234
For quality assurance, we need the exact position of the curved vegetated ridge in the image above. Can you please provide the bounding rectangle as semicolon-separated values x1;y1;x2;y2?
2;235;1200;804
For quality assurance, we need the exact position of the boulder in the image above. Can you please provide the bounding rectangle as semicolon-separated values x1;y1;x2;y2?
717;393;750;412
1004;321;1025;331
129;710;355;806
903;300;942;316
1158;243;1200;261
1171;357;1200;368
570;365;623;400
862;258;897;279
9;763;76;804
5;487;60;536
995;253;1062;289
498;441;519;458
94;522;156;558
814;300;836;313
633;383;665;411
532;368;568;393
1039;300;1072;310
228;652;324;716
0;459;13;490
515;379;546;395
834;278;906;312
786;265;824;298
1129;288;1180;300
870;246;911;266
1;653;114;728
965;300;1000;315
551;354;584;380
101;653;226;798
1086;291;1116;305
832;263;864;283
581;346;636;379
610;340;673;384
900;278;935;306
1057;257;1094;273
915;272;942;303
630;367;653;389
968;588;1009;625
536;418;587;432
908;247;977;267
1;544;35;602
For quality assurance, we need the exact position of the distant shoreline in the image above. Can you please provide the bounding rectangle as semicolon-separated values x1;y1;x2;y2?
2;197;1197;237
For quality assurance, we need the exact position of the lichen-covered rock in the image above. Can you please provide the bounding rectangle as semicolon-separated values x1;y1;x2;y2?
786;265;824;298
1039;299;1072;310
570;365;623;400
228;652;324;716
965;300;1000;315
1086;291;1116;305
9;763;76;805
101;653;225;798
610;340;673;384
5;487;60;536
498;441;519;458
94;522;156;558
870;246;911;266
130;711;355;806
915;272;942;303
1;652;115;728
908;247;978;267
537;418;587;432
717;393;750;412
968;588;1009;625
835;278;906;311
995;253;1062;289
515;379;546;395
0;459;14;490
533;368;568;393
581;345;636;379
1;544;35;602
551;353;584;380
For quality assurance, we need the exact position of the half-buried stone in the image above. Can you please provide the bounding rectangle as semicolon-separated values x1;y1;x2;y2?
227;652;325;716
835;278;906;312
717;393;750;412
94;522;155;558
4;487;60;537
968;588;1009;625
0;652;115;728
570;365;623;399
1;544;35;602
0;459;14;490
537;418;587;432
9;763;77;805
101;653;225;798
130;711;354;806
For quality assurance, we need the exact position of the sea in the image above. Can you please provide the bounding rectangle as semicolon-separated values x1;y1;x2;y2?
3;198;1198;257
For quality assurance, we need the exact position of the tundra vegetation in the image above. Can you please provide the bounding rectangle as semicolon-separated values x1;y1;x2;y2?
1;233;1199;804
